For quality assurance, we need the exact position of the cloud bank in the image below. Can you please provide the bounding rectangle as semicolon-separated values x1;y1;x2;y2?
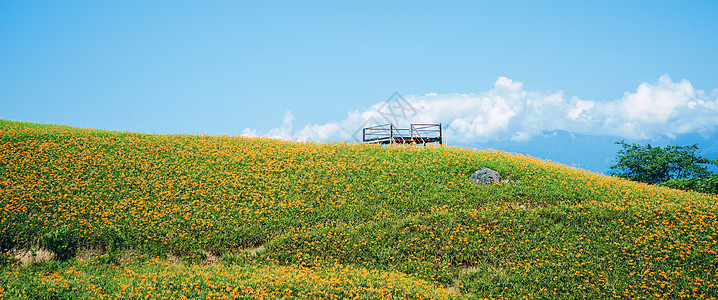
244;75;718;143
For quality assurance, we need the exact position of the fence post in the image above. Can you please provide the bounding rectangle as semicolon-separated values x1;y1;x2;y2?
439;123;443;145
390;124;394;143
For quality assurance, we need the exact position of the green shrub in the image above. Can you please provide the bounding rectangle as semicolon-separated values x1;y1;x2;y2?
0;231;13;254
660;174;718;194
40;227;77;261
99;226;126;254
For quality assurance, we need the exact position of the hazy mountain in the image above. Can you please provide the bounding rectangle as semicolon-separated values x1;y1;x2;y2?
462;130;718;175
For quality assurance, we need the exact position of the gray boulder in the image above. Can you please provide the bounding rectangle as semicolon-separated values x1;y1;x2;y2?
470;168;501;185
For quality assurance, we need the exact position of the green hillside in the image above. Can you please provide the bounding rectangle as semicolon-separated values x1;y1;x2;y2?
1;119;716;299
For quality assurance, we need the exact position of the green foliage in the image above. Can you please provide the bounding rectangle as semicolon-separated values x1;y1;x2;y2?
185;249;208;264
0;253;19;268
1;259;92;299
99;226;126;254
40;226;77;261
660;173;718;194
609;140;716;185
96;226;127;264
0;229;13;254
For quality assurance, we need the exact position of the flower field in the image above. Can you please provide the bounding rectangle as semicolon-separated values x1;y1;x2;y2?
1;119;717;299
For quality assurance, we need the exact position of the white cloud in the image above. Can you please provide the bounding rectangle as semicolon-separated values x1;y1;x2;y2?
567;99;595;120
253;110;295;140
599;75;718;139
296;122;341;141
240;128;258;137
246;75;718;143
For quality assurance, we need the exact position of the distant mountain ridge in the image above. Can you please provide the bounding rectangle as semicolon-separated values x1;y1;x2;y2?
462;130;718;174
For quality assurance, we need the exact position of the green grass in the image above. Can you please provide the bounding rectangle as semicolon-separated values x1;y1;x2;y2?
1;119;717;299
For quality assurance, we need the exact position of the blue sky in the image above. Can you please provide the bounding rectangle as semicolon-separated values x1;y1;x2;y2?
2;1;718;172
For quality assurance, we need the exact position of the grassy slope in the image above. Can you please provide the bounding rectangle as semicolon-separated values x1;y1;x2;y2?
1;119;717;299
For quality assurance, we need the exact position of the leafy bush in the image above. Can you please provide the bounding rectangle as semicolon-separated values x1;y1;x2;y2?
610;141;717;194
0;231;13;254
40;227;77;261
96;226;127;264
99;226;126;254
660;174;718;194
609;141;715;184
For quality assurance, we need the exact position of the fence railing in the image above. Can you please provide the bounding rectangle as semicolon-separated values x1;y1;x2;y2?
362;123;442;145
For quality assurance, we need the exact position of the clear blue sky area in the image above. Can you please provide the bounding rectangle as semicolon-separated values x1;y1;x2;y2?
2;1;718;172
